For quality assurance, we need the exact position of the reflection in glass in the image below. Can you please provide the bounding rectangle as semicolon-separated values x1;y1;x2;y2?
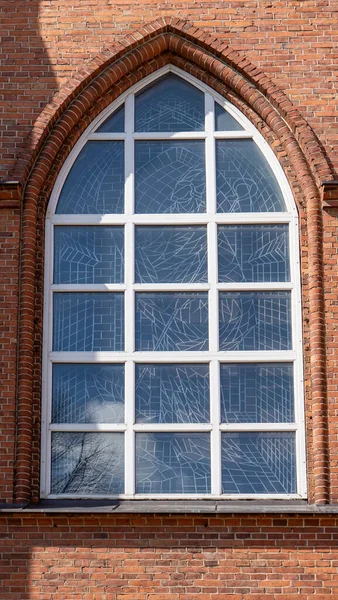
51;432;124;494
215;103;244;131
136;433;211;493
219;292;292;351
54;226;124;284
220;363;294;423
135;226;207;283
136;364;209;423
96;106;124;132
53;293;124;351
52;364;124;424
135;74;205;132
218;225;290;282
136;293;208;351
221;432;296;493
216;140;286;213
135;141;206;213
56;142;124;214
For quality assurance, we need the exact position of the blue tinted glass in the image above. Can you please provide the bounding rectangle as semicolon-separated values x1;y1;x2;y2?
135;226;207;283
135;74;205;132
218;225;290;282
216;140;286;213
215;103;244;131
54;226;124;284
53;293;124;351
136;293;208;351
96;106;124;132
136;433;211;493
52;364;125;424
220;363;294;423
136;364;209;423
219;292;292;351
51;432;124;494
135;141;206;213
56;142;124;214
221;432;296;494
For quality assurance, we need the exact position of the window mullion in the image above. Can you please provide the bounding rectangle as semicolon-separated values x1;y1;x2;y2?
124;93;136;496
205;93;221;495
210;360;221;495
124;361;135;495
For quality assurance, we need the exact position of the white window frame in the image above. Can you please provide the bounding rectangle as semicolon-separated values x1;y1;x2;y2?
41;65;307;500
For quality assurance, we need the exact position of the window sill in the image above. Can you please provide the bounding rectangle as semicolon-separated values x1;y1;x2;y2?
1;499;338;514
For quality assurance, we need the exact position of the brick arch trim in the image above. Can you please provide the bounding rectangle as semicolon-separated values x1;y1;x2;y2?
12;17;334;189
15;17;329;505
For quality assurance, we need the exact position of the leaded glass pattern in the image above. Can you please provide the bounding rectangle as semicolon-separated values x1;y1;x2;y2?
219;292;292;351
136;293;209;351
218;225;290;282
56;142;124;214
97;106;124;133
53;293;124;351
52;364;125;424
54;226;124;284
135;74;205;132
135;141;206;213
216;140;286;213
136;364;210;423
221;432;296;494
135;226;207;283
215;102;244;131
136;433;211;493
51;432;124;494
220;364;294;423
46;70;303;499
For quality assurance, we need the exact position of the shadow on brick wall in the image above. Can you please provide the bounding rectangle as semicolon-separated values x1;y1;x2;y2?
0;513;337;598
0;1;57;180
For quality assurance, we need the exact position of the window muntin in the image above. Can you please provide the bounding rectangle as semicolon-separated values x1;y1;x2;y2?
42;67;305;499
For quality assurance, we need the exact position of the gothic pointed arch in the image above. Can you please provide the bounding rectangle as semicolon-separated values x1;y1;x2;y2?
14;18;329;505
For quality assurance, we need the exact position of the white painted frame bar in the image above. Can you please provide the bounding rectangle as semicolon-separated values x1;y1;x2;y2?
41;66;306;500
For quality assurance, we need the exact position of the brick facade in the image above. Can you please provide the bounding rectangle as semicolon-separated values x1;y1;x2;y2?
2;513;338;599
1;2;338;598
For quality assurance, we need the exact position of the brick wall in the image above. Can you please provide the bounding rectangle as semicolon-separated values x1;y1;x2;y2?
1;2;338;597
2;513;338;599
1;0;338;179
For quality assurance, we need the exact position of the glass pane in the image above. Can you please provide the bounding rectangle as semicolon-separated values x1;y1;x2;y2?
218;225;290;282
51;432;124;494
221;432;296;494
52;364;124;424
135;141;206;214
136;364;209;423
216;140;286;213
135;226;207;283
136;433;211;493
135;74;205;132
215;103;244;131
56;142;124;214
54;226;124;284
136;293;208;351
219;292;292;351
220;363;294;423
96;106;124;132
53;293;124;351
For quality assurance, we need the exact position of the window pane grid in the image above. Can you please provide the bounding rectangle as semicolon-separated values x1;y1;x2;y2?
45;71;303;498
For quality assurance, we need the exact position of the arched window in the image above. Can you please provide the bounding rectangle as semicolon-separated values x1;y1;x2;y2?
41;66;306;499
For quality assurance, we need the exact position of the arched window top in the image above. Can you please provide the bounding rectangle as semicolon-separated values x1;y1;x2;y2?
53;67;290;216
42;67;305;500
